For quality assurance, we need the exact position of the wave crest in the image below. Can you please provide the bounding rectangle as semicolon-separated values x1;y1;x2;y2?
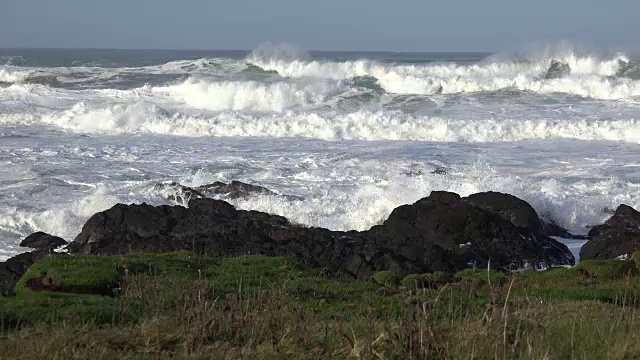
247;49;640;99
4;105;639;143
153;78;339;112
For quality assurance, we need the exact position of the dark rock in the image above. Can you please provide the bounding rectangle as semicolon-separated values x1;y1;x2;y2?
153;181;205;203
544;60;571;80
541;220;587;240
199;180;280;199
68;190;574;278
70;197;374;278
464;192;585;239
154;180;302;203
68;203;189;255
580;204;640;260
20;232;67;251
464;192;545;236
369;191;574;272
402;168;423;176
0;251;53;295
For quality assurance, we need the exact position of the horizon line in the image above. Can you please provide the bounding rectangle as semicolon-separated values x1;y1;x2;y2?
0;46;495;54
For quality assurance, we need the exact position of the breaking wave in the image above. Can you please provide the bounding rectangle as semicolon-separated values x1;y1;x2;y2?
3;105;640;143
247;46;640;99
4;45;640;99
152;78;339;112
3;45;640;142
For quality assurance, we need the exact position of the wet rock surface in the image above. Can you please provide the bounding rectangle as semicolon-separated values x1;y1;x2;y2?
580;204;640;260
153;180;302;203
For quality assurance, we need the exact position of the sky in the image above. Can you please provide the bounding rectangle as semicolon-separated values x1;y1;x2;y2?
1;0;638;52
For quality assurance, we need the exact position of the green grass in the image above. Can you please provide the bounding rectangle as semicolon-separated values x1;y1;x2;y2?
4;253;640;359
577;259;639;279
371;270;399;287
1;291;115;326
17;256;134;296
455;267;508;286
400;272;451;289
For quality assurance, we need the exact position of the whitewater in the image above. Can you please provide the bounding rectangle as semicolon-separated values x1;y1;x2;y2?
1;46;640;260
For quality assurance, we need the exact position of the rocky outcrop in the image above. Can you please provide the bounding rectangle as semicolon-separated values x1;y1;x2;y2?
544;60;571;79
1;191;576;293
153;180;302;203
67;198;373;277
66;191;575;278
580;204;640;260
368;192;574;272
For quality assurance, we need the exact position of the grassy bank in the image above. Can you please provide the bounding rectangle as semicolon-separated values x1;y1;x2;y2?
2;253;640;359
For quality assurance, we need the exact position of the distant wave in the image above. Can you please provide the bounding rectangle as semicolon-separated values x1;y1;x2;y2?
247;51;640;99
0;58;251;89
245;44;640;98
4;49;640;99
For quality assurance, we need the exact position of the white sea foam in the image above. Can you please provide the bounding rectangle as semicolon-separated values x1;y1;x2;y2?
176;162;640;233
0;68;33;83
4;48;638;100
153;78;339;112
248;50;638;99
4;106;639;143
0;186;119;247
1;143;638;261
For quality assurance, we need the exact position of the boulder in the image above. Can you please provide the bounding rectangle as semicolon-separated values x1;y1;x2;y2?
20;232;67;251
199;180;281;199
153;180;302;203
368;191;574;272
580;204;640;260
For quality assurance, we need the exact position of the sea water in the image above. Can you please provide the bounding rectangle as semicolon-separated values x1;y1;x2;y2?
1;45;639;260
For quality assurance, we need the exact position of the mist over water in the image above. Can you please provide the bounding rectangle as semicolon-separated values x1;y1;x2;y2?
1;44;640;260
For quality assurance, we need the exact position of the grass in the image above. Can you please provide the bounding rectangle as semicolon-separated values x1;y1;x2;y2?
3;253;640;359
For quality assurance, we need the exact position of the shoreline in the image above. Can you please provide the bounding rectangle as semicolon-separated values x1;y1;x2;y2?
2;188;640;358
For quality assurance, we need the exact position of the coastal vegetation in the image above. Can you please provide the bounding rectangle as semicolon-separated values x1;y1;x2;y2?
3;253;640;359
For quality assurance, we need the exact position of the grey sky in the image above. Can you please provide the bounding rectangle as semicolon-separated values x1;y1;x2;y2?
1;0;637;51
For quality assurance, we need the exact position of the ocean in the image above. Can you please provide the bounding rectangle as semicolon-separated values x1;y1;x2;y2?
1;45;639;260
